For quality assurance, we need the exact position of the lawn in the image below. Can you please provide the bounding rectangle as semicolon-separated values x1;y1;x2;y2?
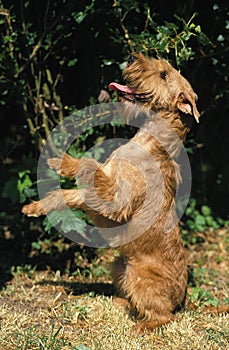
0;227;228;350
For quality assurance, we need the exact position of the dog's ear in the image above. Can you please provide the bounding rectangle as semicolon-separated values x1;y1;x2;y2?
177;92;200;123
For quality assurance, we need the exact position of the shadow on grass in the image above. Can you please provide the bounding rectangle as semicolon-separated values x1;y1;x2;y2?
36;279;115;297
0;227;103;292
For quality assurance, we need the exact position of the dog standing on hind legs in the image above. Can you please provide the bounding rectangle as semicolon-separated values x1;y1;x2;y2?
22;53;201;333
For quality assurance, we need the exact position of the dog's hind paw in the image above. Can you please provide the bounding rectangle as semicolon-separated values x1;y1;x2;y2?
113;297;130;309
131;313;175;335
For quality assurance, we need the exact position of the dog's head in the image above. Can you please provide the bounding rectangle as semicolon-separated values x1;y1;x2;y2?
109;53;200;123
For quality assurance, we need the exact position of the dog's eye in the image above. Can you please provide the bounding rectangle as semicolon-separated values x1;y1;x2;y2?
160;71;167;80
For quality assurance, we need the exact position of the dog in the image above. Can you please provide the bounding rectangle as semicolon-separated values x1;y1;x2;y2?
22;53;200;333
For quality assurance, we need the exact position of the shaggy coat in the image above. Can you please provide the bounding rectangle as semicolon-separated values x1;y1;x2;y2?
22;54;201;333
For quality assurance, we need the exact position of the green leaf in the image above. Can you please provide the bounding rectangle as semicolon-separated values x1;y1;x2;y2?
60;212;86;234
194;215;206;232
17;174;32;194
185;207;193;216
205;216;214;226
209;298;219;307
213;4;219;10
32;241;42;251
190;287;201;302
201;205;212;216
195;25;201;33
19;187;37;204
74;12;87;24
67;58;78;67
43;210;87;235
186;219;195;230
217;34;224;42
189;198;196;209
195;224;205;232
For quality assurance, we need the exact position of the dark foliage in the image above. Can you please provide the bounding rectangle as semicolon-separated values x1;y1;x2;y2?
0;1;228;279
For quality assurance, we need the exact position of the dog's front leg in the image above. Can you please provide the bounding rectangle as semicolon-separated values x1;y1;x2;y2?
22;160;116;218
48;153;104;180
22;189;86;217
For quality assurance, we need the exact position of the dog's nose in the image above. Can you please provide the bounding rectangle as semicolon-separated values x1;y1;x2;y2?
128;55;137;64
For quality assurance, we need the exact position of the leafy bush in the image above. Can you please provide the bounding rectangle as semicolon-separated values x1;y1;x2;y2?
0;1;228;256
181;198;229;244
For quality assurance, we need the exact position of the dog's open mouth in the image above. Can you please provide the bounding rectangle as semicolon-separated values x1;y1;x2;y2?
109;82;150;103
109;82;136;101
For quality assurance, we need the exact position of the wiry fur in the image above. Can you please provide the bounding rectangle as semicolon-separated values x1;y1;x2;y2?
22;54;201;333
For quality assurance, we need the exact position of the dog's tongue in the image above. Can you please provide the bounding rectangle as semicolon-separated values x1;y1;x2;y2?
109;82;135;94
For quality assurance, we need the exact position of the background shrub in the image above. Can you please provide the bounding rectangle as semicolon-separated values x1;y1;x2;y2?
0;0;228;261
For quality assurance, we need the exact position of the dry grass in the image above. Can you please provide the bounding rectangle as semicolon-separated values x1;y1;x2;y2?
0;227;228;350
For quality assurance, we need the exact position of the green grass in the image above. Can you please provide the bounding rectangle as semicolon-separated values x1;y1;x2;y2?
0;227;228;350
0;286;228;350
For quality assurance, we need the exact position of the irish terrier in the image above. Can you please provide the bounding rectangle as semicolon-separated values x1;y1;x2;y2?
22;53;200;333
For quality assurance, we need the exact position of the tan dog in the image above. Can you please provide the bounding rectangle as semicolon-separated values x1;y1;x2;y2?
22;54;200;333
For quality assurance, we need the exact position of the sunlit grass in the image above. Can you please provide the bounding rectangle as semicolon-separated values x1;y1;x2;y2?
0;227;228;350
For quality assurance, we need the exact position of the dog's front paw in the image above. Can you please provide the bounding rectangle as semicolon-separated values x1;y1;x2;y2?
48;157;71;177
47;158;62;174
22;202;46;217
48;155;78;178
